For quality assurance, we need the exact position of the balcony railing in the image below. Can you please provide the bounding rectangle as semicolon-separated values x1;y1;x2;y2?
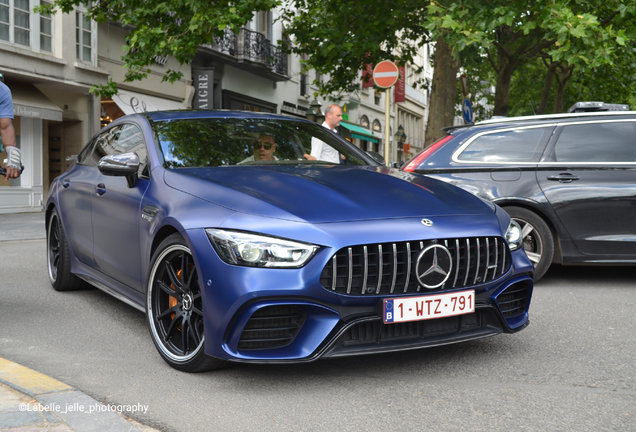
206;27;288;78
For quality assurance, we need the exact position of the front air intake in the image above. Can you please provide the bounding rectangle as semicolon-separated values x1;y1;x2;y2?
496;281;531;318
238;306;306;350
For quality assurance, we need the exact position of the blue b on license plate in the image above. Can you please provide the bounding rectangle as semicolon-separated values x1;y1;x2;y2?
383;290;475;324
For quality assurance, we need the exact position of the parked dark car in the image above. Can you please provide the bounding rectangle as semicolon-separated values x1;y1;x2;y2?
403;111;636;281
45;110;533;372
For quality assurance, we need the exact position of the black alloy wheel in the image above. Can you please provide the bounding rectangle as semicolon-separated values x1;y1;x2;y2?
146;234;227;372
504;206;554;282
46;208;89;291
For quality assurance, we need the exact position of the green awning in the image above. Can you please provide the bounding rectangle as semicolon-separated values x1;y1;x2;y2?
339;121;379;143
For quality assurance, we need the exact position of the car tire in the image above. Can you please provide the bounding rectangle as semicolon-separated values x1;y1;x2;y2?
146;233;228;372
47;208;90;291
504;206;554;282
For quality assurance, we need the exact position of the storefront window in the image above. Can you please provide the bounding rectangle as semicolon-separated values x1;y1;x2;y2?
0;0;53;52
14;0;30;46
76;8;92;62
40;0;52;52
0;0;10;42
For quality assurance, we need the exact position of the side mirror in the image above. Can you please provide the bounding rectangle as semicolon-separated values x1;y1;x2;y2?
98;152;140;188
366;150;385;165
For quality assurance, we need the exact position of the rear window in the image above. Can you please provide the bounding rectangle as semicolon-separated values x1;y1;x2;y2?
554;122;636;163
457;127;550;162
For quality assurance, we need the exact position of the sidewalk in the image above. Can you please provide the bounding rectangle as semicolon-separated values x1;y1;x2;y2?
0;211;46;241
0;212;158;432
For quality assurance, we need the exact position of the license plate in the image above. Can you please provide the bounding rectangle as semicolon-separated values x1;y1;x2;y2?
383;290;475;324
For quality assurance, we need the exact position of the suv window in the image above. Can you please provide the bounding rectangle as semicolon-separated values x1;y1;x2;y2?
554;122;636;162
457;127;551;162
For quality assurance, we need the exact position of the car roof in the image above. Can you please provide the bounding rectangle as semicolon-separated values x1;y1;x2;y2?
476;111;636;125
142;110;312;123
442;111;636;134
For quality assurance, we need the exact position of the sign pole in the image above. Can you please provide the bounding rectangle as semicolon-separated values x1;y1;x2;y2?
384;88;390;164
372;60;400;166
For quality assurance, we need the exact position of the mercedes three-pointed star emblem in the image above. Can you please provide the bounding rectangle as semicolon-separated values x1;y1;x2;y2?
415;244;453;289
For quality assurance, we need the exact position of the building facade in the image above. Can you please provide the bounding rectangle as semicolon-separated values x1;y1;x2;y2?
0;5;432;213
0;2;108;213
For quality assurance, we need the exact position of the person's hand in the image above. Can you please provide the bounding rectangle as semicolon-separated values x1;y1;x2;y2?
4;164;20;180
303;154;316;161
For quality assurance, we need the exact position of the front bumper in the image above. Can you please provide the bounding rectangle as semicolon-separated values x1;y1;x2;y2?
186;223;534;363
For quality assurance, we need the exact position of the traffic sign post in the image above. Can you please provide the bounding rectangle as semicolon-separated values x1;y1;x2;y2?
460;75;468;97
372;61;400;164
462;99;473;124
373;61;399;88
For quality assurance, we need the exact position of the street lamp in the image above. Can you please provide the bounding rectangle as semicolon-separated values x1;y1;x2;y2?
395;124;407;150
306;98;324;124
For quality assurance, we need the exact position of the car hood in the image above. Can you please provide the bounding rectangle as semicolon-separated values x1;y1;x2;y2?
163;165;494;224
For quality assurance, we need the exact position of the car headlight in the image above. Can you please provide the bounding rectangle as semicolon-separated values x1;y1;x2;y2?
206;229;319;268
505;220;523;251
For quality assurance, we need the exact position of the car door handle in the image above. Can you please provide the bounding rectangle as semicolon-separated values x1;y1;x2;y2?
547;173;580;183
61;178;70;188
95;183;106;195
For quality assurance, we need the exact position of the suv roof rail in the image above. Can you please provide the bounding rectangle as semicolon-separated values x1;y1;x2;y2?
475;110;636;126
567;101;630;113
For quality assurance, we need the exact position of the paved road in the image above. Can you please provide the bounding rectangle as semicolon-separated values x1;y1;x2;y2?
1;235;635;431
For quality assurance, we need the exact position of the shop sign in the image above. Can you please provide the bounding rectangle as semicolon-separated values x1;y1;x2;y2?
394;66;405;103
14;105;41;118
281;101;308;117
192;69;214;109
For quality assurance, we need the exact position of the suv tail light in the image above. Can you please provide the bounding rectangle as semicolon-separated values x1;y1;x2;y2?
402;135;454;172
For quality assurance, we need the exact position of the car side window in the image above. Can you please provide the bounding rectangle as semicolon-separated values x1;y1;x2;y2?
89;126;122;166
115;124;149;177
75;137;98;166
457;127;551;162
554;122;636;162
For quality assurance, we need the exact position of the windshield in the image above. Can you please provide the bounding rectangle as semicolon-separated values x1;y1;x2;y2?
153;118;373;168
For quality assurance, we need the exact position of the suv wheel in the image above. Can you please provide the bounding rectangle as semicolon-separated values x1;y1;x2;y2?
504;206;554;282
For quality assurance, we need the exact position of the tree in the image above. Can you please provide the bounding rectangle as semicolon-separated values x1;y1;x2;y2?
507;42;636;117
281;0;428;96
37;0;280;97
282;0;459;146
425;0;636;115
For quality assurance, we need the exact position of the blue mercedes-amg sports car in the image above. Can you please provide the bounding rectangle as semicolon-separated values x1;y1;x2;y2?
45;111;533;372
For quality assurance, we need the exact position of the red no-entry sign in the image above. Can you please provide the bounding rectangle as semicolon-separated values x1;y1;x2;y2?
372;61;399;88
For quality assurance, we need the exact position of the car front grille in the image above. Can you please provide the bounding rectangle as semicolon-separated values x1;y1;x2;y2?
496;281;531;318
238;306;306;350
320;237;511;296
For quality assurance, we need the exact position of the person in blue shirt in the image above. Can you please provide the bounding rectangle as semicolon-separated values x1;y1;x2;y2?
0;78;21;180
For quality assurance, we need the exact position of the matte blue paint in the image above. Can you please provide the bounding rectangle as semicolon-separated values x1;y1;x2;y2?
48;111;534;364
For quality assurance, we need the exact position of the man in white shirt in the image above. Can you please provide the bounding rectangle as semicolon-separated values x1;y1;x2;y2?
304;104;343;163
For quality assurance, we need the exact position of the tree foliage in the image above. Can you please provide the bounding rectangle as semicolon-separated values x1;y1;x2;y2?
426;0;636;115
37;0;280;97
281;0;429;97
508;42;636;116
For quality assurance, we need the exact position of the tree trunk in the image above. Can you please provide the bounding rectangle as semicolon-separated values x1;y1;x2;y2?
492;47;518;117
553;63;574;113
537;61;557;114
424;36;460;147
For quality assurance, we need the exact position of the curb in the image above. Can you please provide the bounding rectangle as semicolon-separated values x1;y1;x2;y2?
0;357;148;432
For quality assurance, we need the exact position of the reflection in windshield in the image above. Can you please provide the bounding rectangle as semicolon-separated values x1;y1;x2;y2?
153;118;370;169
